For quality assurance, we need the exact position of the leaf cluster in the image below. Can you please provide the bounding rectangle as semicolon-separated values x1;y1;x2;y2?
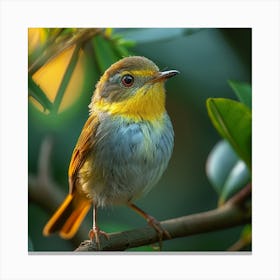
206;80;252;203
28;28;135;115
206;80;252;247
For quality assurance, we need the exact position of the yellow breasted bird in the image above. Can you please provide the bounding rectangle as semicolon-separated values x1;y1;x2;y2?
43;56;179;247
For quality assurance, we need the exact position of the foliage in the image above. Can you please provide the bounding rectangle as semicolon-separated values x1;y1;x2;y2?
206;140;250;205
206;81;252;204
28;28;135;115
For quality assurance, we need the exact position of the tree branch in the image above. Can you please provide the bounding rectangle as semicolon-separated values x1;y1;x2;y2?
75;202;251;251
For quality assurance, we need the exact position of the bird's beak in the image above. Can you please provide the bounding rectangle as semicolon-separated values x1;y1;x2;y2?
149;70;180;84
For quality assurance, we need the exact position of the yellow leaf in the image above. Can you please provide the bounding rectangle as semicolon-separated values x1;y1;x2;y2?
32;46;86;113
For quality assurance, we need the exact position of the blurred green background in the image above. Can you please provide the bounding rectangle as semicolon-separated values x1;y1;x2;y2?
28;28;251;251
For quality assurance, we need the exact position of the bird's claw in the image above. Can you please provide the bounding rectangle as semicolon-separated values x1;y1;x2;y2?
88;226;110;250
146;215;171;250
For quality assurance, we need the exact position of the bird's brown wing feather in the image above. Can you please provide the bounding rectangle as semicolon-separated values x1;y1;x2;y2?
68;114;99;194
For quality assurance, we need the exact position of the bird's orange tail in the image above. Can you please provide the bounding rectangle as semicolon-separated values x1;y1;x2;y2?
43;194;91;239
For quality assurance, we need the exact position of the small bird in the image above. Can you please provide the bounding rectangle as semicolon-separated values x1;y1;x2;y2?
43;56;179;248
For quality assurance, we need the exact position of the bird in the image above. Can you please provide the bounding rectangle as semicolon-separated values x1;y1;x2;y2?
43;56;179;249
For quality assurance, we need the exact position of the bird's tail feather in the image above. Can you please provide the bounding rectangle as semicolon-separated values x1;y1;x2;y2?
43;194;91;239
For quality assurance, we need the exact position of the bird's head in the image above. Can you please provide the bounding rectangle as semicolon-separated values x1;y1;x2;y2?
90;56;179;122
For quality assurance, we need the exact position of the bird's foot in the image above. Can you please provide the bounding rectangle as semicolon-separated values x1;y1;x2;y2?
146;214;171;250
88;226;110;250
128;202;171;250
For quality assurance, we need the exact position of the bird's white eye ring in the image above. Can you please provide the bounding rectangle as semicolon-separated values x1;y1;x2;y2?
121;74;134;87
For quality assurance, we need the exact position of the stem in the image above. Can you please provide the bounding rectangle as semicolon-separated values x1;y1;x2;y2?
227;183;252;206
51;43;81;114
28;75;53;112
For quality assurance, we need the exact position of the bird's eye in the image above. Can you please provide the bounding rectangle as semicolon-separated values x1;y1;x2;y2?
121;74;134;87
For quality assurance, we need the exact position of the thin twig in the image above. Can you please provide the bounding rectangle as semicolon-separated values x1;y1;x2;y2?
28;28;103;75
51;43;81;114
227;237;251;251
227;183;252;206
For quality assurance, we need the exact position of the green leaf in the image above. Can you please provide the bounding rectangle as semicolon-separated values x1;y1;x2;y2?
228;80;252;109
92;35;120;73
206;140;239;194
111;33;136;48
220;160;250;203
241;224;252;243
112;41;133;58
28;75;53;112
52;43;81;114
206;98;252;170
206;140;250;203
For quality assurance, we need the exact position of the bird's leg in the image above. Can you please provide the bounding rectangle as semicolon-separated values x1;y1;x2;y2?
88;204;109;250
128;202;171;249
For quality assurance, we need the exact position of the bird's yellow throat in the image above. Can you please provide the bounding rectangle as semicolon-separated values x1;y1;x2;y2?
94;82;166;122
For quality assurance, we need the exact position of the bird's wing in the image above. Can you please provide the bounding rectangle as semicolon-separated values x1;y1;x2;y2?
68;114;99;194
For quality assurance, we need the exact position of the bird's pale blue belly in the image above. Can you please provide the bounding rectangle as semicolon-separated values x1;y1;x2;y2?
80;112;174;207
